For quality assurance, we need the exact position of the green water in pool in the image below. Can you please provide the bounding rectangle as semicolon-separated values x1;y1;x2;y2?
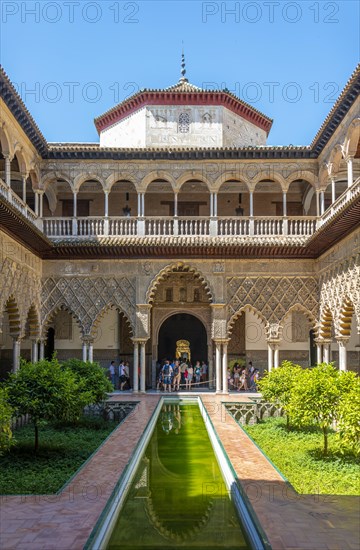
107;403;250;549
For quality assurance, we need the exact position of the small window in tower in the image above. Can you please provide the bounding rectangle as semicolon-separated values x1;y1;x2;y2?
165;288;173;302
178;112;190;133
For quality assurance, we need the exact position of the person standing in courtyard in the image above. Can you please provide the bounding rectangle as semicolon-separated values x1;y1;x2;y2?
109;361;116;388
162;360;173;392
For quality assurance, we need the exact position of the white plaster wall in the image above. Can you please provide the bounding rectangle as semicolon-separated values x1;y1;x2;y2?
100;108;147;148
55;309;119;350
99;105;267;148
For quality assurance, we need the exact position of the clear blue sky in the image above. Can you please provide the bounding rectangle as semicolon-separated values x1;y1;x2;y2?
1;1;359;145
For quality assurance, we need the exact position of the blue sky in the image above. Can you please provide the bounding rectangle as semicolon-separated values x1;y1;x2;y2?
1;1;359;145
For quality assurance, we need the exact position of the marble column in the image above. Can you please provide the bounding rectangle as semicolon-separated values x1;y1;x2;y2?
5;156;11;187
132;340;139;393
222;342;228;394
22;174;27;203
39;339;45;361
274;345;280;368
338;339;348;371
267;343;273;372
12;338;20;372
346;156;354;188
31;340;38;363
140;341;146;392
82;341;88;362
88;341;94;363
215;342;221;393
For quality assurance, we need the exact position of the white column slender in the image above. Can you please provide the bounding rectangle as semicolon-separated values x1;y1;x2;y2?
39;192;43;217
73;192;78;217
12;338;20;372
249;191;254;216
323;343;330;363
35;192;39;216
316;190;320;217
133;341;139;393
39;340;45;361
140;341;146;392
210;193;214;217
141;193;145;217
88;342;94;363
213;193;218;217
31;340;38;363
274;346;279;368
320;191;325;215
331;178;336;204
338;340;347;371
5;156;11;187
346;156;353;188
104;192;109;216
283;192;287;216
174;193;178;217
316;342;322;365
22;175;27;203
215;342;221;393
222;342;228;394
82;341;88;362
267;343;273;372
137;193;141;216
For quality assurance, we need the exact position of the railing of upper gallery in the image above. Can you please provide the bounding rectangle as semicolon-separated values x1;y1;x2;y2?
1;177;359;241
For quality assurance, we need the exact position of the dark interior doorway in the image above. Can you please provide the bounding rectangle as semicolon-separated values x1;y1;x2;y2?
45;327;55;360
158;313;207;364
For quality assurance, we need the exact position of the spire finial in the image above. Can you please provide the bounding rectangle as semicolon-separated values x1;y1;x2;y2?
180;45;188;83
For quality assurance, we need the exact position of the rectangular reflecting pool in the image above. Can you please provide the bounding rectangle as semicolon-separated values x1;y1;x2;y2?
106;402;250;549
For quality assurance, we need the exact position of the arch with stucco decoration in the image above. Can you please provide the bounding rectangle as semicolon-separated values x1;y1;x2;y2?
327;144;344;178
24;304;41;340
343;118;360;158
251;171;287;192
175;172;211;192
105;172;138;192
41;304;84;339
227;304;267;336
318;307;334;340
2;295;21;338
73;173;106;193
280;303;317;331
146;262;214;305
0;125;12;158
285;171;318;190
42;172;73;191
140;171;176;192
12;149;28;176
214;172;251;193
337;297;356;339
89;303;134;340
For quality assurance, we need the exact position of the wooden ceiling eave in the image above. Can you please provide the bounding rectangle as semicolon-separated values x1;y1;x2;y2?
0;200;52;256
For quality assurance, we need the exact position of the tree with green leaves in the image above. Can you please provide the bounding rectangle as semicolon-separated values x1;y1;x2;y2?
6;358;85;452
288;362;346;456
60;359;112;406
336;374;360;456
257;360;303;429
0;387;13;455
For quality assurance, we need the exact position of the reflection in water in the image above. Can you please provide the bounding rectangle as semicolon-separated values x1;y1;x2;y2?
107;404;249;549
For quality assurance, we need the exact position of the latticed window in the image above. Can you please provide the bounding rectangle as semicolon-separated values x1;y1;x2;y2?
178;112;190;133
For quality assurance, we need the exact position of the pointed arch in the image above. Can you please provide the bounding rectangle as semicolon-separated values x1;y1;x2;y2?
146;262;213;304
337;297;355;338
280;303;317;329
2;295;21;337
25;304;40;339
318;307;334;340
227;304;267;335
42;304;84;338
89;303;134;339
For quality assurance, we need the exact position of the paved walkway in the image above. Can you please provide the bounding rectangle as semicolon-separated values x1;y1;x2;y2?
0;393;359;550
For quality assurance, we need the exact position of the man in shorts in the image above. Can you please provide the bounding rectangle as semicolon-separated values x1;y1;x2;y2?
162;360;173;392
